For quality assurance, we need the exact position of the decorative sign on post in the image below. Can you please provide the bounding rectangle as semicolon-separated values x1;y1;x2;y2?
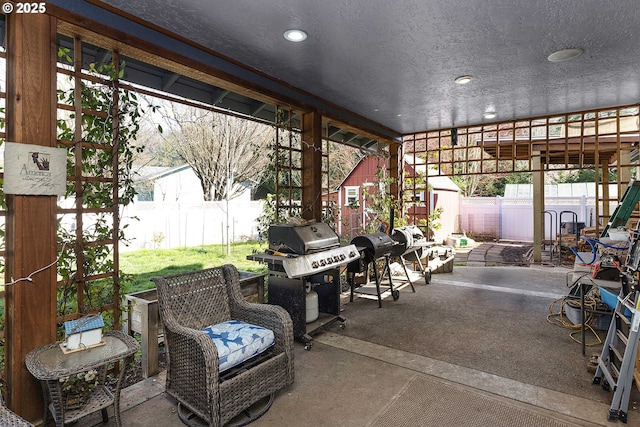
3;142;67;196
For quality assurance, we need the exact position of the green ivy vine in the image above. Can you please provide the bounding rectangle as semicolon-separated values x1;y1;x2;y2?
55;47;147;332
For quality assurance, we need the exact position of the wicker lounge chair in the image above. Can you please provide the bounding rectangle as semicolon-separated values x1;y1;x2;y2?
152;264;294;427
0;394;34;427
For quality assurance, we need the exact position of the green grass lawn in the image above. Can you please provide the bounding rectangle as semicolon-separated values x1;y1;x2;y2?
120;241;269;294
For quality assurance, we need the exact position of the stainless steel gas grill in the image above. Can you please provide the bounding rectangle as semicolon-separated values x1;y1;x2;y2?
347;232;416;307
391;225;433;283
247;222;359;350
264;222;360;278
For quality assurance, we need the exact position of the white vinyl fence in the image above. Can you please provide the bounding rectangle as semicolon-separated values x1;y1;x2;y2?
117;196;617;250
120;200;263;251
459;196;618;242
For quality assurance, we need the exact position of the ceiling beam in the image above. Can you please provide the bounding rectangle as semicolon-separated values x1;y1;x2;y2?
213;89;229;105
161;72;180;91
250;101;268;117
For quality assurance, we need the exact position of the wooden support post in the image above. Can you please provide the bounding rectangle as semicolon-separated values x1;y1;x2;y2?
619;150;631;185
532;152;544;263
602;158;611;220
5;12;58;422
302;111;322;222
618;151;632;220
389;142;401;226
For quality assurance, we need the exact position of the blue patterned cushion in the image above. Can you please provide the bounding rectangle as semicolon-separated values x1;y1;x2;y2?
201;320;275;372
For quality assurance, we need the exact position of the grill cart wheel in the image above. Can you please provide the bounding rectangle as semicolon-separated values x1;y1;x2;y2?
425;270;432;284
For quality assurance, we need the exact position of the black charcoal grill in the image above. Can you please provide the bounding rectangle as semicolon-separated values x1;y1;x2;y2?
347;232;402;307
350;232;395;268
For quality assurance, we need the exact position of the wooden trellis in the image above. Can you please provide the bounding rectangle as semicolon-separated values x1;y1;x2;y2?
273;108;333;224
403;106;640;235
55;36;122;329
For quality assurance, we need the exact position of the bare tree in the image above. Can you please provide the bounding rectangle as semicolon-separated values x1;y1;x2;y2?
162;105;273;201
326;141;362;189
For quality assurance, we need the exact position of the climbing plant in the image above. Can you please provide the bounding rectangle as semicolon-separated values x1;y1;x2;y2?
360;166;405;233
55;44;148;332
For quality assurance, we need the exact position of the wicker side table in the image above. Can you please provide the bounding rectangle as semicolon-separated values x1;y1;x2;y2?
25;330;139;427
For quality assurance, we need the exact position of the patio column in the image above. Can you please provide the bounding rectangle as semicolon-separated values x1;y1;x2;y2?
601;158;610;220
618;150;631;185
618;150;632;212
5;12;58;421
389;142;401;227
532;152;544;263
302;111;322;222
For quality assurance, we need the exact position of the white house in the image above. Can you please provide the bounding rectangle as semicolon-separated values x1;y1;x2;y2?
135;164;251;202
123;164;261;250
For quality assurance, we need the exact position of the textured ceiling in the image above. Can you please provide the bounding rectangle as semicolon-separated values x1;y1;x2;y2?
92;0;640;135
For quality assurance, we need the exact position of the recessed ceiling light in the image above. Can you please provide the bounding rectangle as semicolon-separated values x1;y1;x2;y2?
484;111;496;119
547;48;583;62
454;76;473;85
283;29;307;42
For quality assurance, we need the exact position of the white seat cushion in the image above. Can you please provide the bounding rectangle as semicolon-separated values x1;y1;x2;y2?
201;320;275;372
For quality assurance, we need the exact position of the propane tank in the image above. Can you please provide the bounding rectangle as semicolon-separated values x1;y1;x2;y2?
305;283;319;323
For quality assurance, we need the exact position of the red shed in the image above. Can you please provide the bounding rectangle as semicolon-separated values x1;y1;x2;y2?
325;155;460;242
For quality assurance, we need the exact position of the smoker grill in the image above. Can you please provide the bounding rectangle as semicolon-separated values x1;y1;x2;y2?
391;225;427;259
347;232;413;307
247;221;359;349
390;225;432;284
350;232;395;267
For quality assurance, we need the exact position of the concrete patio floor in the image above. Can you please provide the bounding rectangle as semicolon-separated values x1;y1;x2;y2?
83;261;640;427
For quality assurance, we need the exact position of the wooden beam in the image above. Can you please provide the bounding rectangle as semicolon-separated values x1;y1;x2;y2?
532;152;544;263
5;12;58;422
482;136;638;163
302;111;322;221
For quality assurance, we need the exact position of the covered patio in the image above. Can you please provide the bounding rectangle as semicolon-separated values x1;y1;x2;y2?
4;1;640;426
94;263;638;426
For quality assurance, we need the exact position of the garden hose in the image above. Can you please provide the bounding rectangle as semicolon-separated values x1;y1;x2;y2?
547;291;603;347
571;236;629;266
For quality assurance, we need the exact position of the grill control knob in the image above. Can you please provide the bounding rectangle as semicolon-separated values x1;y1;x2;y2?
320;259;326;266
312;261;319;268
349;251;356;258
326;257;333;264
339;254;346;261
